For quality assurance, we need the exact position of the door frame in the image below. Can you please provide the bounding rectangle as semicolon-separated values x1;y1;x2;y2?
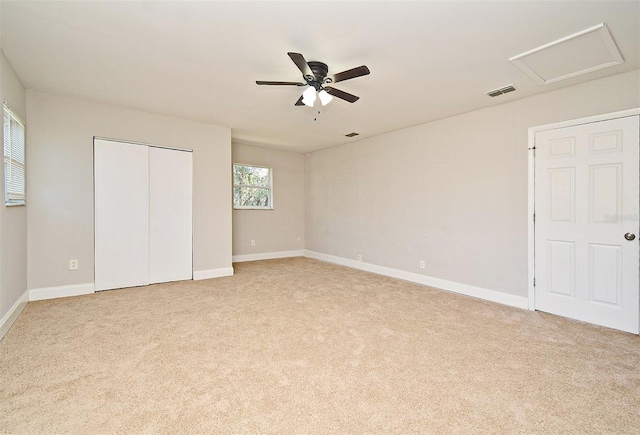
527;108;640;313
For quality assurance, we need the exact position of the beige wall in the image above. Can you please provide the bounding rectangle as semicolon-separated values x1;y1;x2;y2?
305;70;640;298
26;90;232;290
232;142;305;257
0;50;27;319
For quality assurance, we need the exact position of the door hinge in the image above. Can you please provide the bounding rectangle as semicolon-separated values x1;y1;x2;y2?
533;277;536;286
533;213;536;223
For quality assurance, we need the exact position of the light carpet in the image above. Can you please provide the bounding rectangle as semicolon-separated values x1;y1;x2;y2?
0;257;638;433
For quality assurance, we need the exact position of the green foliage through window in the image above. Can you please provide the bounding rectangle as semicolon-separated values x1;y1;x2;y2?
233;164;272;209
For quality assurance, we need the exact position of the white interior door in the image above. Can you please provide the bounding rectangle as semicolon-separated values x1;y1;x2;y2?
534;116;639;333
149;147;193;284
94;139;150;291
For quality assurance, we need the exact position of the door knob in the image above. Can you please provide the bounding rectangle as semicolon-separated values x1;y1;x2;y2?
624;233;636;241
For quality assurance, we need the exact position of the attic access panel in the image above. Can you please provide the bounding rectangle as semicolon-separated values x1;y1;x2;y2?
509;23;624;86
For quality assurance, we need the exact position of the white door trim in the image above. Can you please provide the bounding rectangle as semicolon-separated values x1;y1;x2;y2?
527;108;640;312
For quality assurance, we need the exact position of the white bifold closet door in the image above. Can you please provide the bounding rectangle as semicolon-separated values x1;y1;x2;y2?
149;146;193;284
95;139;150;291
94;138;192;292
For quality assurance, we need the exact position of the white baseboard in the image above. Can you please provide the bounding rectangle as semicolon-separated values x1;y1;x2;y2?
0;289;29;341
232;250;304;263
193;267;235;280
304;250;528;310
29;283;95;301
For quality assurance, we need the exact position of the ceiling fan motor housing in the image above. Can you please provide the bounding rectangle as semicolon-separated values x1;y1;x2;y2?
307;61;331;87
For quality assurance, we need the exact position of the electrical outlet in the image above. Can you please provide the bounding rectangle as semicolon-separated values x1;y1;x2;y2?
419;260;425;269
296;237;301;244
251;240;256;246
69;259;79;270
357;254;362;262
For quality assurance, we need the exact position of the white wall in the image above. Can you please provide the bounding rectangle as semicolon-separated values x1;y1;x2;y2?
26;90;232;291
0;50;27;325
305;70;640;298
232;142;305;258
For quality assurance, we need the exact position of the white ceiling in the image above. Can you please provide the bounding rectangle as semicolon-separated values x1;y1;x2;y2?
1;1;638;153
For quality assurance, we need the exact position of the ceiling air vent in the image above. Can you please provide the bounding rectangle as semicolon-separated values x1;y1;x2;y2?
345;132;359;137
486;84;516;97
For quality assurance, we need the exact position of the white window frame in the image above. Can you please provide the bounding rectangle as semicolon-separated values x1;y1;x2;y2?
3;103;26;206
233;163;273;210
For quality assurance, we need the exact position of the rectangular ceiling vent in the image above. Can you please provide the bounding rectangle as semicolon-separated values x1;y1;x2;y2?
486;85;516;97
509;23;624;86
345;132;359;137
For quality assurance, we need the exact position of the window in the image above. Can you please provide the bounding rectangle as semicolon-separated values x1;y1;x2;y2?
233;164;273;209
3;103;26;206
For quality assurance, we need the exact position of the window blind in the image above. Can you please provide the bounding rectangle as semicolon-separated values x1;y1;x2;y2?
3;103;26;205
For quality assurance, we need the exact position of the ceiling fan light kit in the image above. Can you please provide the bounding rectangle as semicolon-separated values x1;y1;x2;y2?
256;52;370;107
302;86;317;106
318;90;333;106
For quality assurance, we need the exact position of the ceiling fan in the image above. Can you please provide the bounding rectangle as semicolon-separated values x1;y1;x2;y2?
256;52;370;107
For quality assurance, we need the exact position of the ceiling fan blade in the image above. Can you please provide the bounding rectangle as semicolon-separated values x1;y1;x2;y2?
256;81;306;86
287;52;314;79
324;87;360;103
294;95;305;106
329;65;370;83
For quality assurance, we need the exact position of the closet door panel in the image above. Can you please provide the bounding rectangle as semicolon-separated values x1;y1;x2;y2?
149;147;193;284
94;139;150;291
